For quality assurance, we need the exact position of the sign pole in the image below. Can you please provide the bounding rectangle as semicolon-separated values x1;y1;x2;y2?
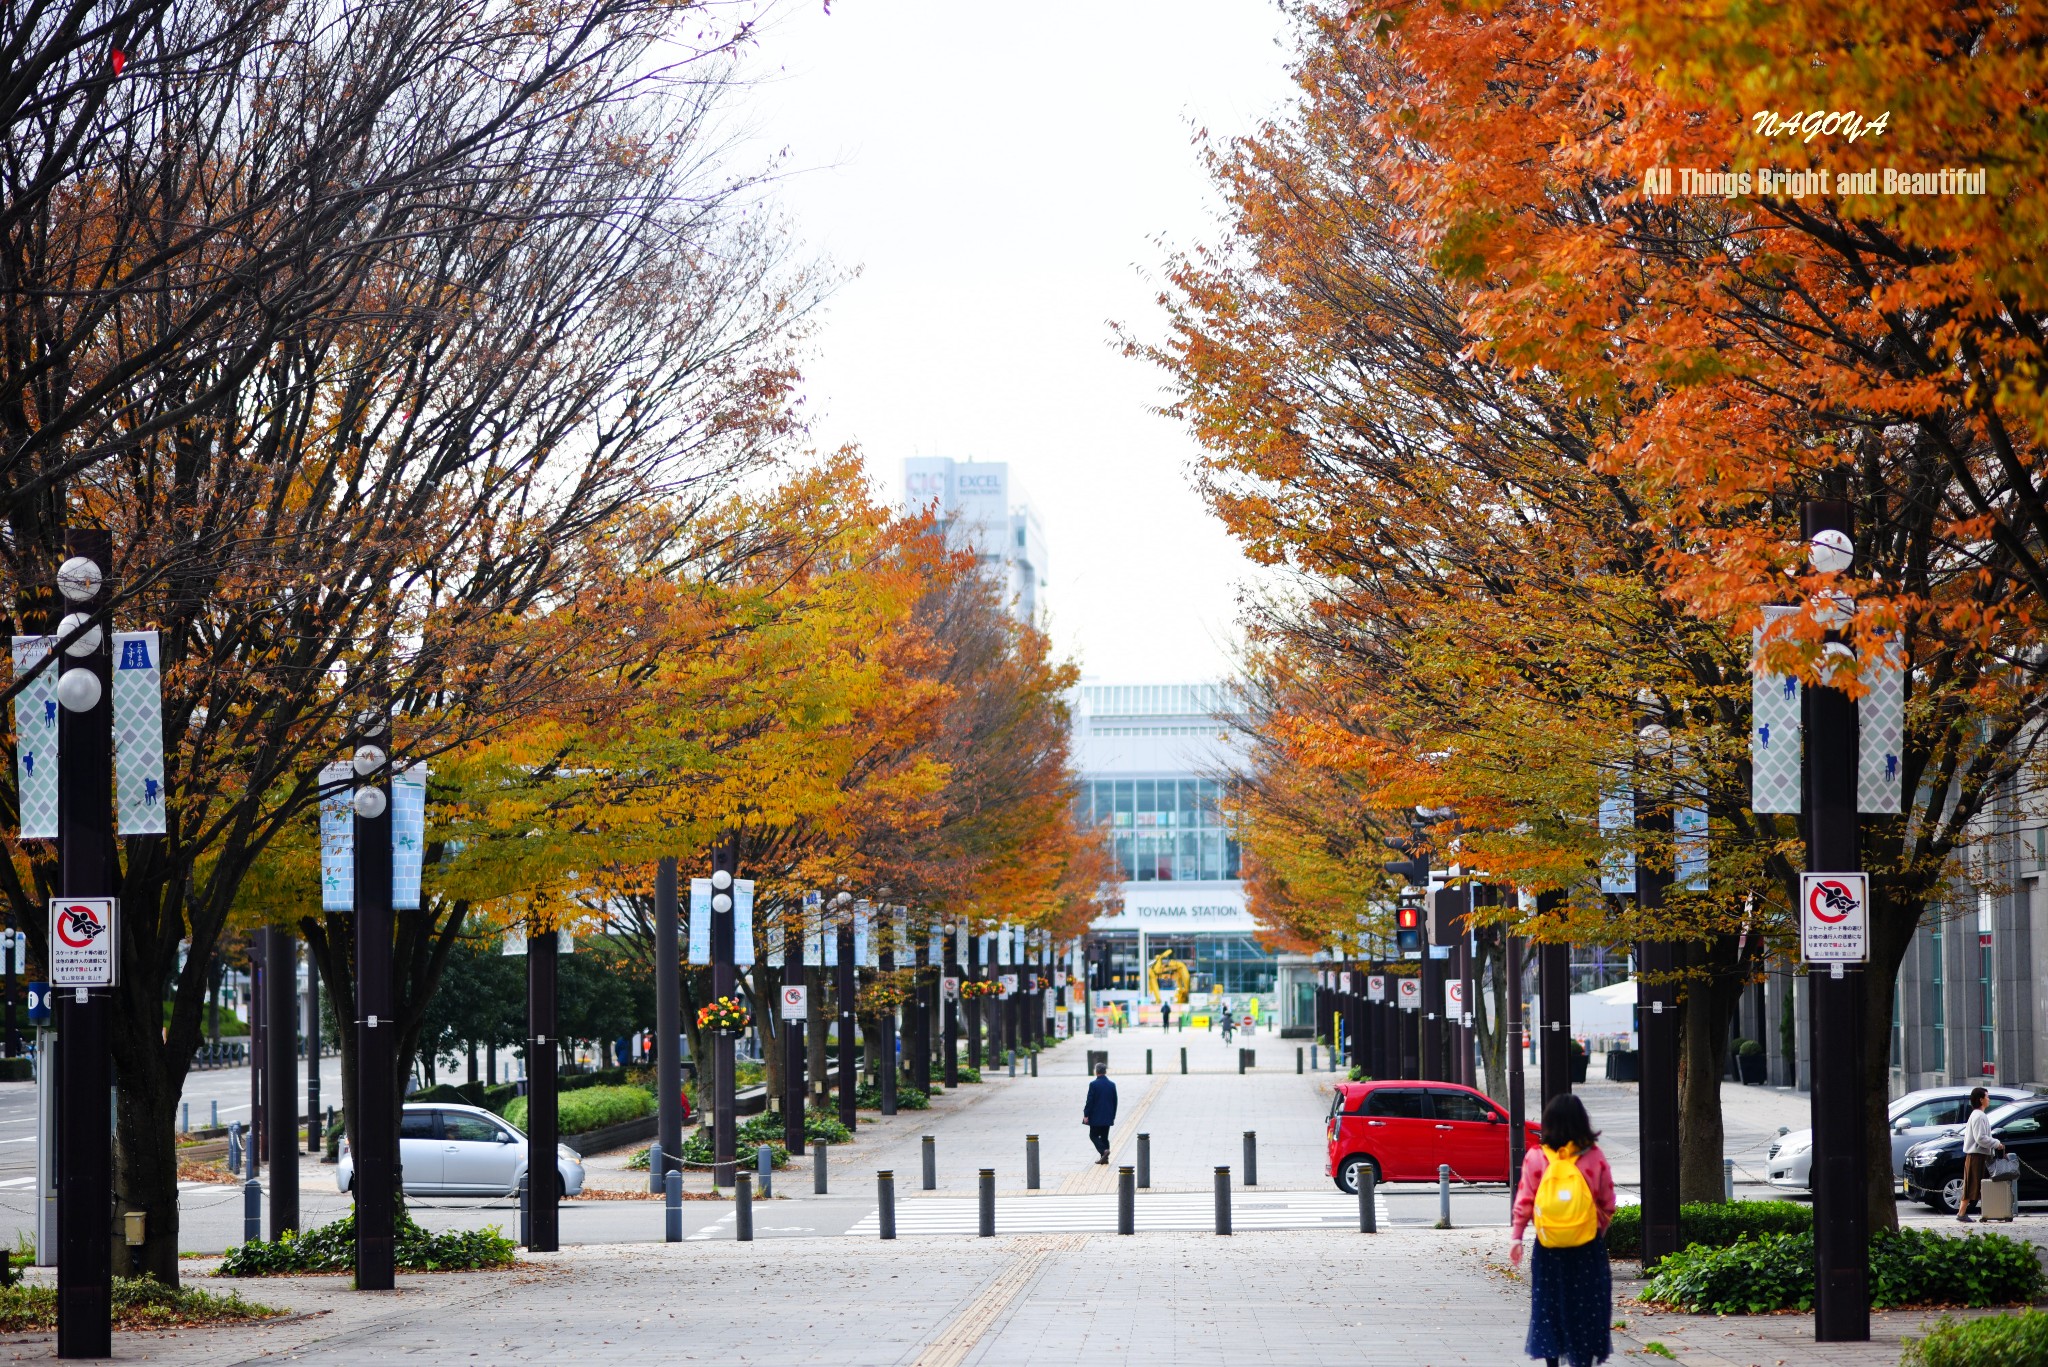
352;719;397;1289
1802;499;1870;1342
710;841;737;1188
654;857;682;1183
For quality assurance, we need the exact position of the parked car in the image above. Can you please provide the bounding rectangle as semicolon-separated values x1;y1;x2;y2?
1325;1080;1542;1194
1765;1086;2029;1192
1903;1095;2048;1213
337;1103;585;1198
1900;1098;2048;1213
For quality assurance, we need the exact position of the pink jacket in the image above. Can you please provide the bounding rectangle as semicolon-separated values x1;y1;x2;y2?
1511;1143;1617;1242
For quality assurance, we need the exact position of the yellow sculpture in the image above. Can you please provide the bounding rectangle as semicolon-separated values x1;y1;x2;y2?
1147;950;1192;1005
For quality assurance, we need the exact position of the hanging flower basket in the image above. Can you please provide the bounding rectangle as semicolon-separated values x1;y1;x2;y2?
697;995;752;1034
959;980;999;1000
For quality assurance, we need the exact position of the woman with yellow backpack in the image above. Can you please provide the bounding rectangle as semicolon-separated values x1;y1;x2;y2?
1508;1094;1616;1367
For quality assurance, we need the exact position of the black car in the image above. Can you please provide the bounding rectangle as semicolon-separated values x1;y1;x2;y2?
1902;1097;2048;1212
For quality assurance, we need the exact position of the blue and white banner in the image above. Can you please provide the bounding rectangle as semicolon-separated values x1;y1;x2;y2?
111;631;165;835
891;906;908;962
390;766;427;911
1598;787;1635;895
318;762;354;911
11;637;58;839
1676;801;1709;891
854;901;873;967
804;891;824;966
1858;639;1905;815
733;879;755;967
1751;606;1803;814
687;878;712;965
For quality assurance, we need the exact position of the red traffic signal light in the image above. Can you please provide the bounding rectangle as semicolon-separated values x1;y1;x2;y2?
1395;906;1421;930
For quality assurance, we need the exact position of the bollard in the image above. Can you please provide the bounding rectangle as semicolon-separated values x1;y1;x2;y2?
878;1170;896;1240
242;1173;260;1244
1026;1134;1040;1190
226;1122;242;1176
1244;1131;1258;1187
735;1170;753;1241
648;1140;664;1194
665;1170;683;1242
182;1101;189;1135
1118;1166;1135;1235
1136;1133;1151;1188
1438;1163;1452;1228
1296;1047;1303;1074
1030;1052;1037;1077
1311;1044;1319;1072
814;1141;829;1195
1180;1047;1187;1075
1146;1048;1152;1075
519;1172;531;1248
1238;1048;1246;1075
922;1135;936;1191
1213;1166;1232;1235
1723;1156;1734;1202
1008;1050;1017;1077
978;1169;996;1237
211;1099;220;1129
758;1143;774;1199
1360;1164;1377;1233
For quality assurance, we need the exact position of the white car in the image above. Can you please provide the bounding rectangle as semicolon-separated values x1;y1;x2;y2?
337;1103;585;1198
1765;1085;2028;1191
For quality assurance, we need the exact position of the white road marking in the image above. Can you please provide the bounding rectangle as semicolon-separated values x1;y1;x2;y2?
845;1190;1392;1237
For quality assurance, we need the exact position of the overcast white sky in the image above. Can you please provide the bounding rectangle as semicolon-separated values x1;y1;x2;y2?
739;1;1299;685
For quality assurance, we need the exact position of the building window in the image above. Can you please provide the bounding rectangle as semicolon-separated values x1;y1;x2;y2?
1979;933;1996;1075
1928;924;1944;1067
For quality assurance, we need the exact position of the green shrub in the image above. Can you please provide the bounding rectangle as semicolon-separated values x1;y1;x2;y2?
216;1208;515;1277
679;1128;788;1170
501;1085;655;1136
1904;1310;2048;1367
955;1066;982;1084
1347;1065;1369;1082
481;1082;521;1113
738;1110;852;1146
1642;1228;2045;1315
1735;1038;1763;1057
409;1082;485;1108
560;1067;630;1093
1607;1200;1811;1259
852;1082;928;1110
0;1275;281;1331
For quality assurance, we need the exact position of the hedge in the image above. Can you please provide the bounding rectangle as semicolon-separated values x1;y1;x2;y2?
502;1084;655;1136
1642;1228;2045;1315
216;1209;515;1276
680;1128;788;1170
1904;1311;2048;1367
854;1082;929;1110
1606;1200;1811;1259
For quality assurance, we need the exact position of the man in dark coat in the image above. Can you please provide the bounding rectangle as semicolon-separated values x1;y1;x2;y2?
1083;1062;1117;1164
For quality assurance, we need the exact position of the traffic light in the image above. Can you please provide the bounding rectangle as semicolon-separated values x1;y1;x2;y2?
1382;835;1429;889
1395;904;1423;955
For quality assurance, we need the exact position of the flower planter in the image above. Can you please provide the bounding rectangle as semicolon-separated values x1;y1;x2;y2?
1736;1052;1766;1085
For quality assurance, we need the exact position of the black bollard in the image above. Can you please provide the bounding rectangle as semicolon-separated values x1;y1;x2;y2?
242;1173;260;1245
1146;1049;1152;1075
922;1135;936;1191
648;1140;664;1194
1297;1047;1304;1074
735;1170;754;1241
1137;1133;1151;1188
878;1170;896;1241
1359;1164;1377;1234
1118;1166;1135;1235
1244;1130;1258;1187
757;1143;773;1200
665;1170;683;1242
1180;1047;1187;1074
1213;1166;1232;1235
519;1172;531;1248
1026;1134;1040;1190
979;1168;996;1237
814;1141;828;1195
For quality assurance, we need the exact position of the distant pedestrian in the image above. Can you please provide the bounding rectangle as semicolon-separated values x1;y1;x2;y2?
1083;1062;1117;1164
1510;1093;1615;1367
1220;1009;1235;1044
1958;1086;2007;1222
1161;1001;1173;1031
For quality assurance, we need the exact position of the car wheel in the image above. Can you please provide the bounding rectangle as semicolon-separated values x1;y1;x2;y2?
1938;1176;1964;1214
1335;1155;1379;1195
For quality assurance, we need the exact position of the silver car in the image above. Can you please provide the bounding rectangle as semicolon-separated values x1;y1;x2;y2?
1765;1085;2028;1191
337;1102;586;1198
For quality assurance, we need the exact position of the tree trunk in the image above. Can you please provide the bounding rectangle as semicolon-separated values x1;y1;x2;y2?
1676;936;1744;1204
1473;933;1507;1105
807;981;829;1109
108;1000;183;1283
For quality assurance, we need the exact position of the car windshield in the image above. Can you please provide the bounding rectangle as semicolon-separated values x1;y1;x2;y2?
1989;1101;2045;1131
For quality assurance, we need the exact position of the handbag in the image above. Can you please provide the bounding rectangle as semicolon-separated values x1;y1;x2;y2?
1988;1153;2019;1180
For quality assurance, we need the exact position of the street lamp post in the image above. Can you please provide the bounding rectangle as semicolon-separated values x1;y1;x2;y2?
835;892;857;1132
266;925;299;1238
1536;892;1572;1108
912;914;932;1095
941;921;960;1087
654;858;682;1185
352;713;398;1286
966;929;982;1071
877;896;897;1116
526;915;559;1250
783;900;806;1157
710;850;738;1188
1635;728;1681;1271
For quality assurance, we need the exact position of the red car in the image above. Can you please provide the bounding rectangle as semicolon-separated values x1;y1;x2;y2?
1325;1080;1542;1193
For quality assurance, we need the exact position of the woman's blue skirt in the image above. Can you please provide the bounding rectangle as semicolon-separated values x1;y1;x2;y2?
1526;1234;1611;1366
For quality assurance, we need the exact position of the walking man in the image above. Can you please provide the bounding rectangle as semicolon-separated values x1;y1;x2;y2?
1161;1000;1173;1031
1958;1086;2006;1222
1084;1062;1117;1164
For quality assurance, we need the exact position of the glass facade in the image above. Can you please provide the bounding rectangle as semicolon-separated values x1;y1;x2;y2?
1091;930;1277;996
1076;777;1239;882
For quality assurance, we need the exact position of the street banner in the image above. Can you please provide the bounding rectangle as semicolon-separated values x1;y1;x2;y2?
11;637;58;839
998;925;1012;962
892;905;908;959
49;897;117;988
111;631;166;835
929;923;942;962
764;895;785;968
1598;786;1635;894
854;901;873;967
1367;975;1386;1002
1800;872;1869;964
956;924;968;962
1055;1015;1069;1039
319;762;354;911
804;891;824;966
1751;606;1803;813
733;879;755;967
390;766;427;911
688;879;711;965
1676;800;1708;891
780;985;807;1021
1858;640;1905;814
1396;977;1420;1011
501;928;573;956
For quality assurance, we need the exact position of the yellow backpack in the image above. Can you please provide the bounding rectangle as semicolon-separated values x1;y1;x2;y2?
1533;1144;1598;1248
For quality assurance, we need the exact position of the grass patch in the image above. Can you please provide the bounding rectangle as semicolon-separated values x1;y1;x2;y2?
1904;1310;2048;1366
0;1276;282;1331
216;1208;515;1277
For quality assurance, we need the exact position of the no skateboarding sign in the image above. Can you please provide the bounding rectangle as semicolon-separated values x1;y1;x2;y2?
49;897;117;988
1366;974;1385;1002
779;985;807;1021
1396;977;1420;1011
1800;873;1868;964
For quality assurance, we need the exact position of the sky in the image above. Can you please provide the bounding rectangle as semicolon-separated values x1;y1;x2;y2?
736;1;1301;685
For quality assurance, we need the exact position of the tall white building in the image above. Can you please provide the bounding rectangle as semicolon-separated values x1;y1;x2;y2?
1073;682;1314;1032
902;457;1047;623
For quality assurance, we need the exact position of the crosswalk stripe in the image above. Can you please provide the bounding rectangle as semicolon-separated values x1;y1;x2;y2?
846;1192;1391;1237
